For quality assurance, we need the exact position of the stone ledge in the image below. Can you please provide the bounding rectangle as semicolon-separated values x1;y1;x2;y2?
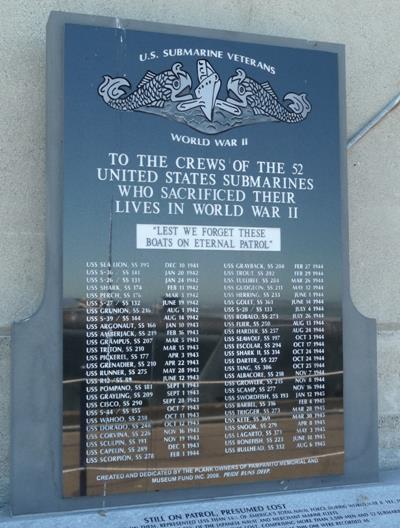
0;470;400;527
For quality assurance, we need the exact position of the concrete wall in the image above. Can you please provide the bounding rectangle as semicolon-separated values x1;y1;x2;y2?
0;0;399;508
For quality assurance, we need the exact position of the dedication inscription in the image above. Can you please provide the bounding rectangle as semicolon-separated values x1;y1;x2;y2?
62;23;343;497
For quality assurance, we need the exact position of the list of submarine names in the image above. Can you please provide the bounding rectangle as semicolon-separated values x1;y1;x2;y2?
84;259;327;472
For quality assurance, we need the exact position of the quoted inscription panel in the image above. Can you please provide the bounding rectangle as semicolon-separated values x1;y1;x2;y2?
63;23;343;497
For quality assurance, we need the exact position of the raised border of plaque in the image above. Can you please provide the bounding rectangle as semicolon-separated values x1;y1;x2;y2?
11;10;378;515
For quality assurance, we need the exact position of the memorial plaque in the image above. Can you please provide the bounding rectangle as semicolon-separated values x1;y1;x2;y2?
62;20;344;497
10;12;378;515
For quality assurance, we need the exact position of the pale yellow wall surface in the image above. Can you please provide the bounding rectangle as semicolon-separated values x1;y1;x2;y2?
0;0;399;507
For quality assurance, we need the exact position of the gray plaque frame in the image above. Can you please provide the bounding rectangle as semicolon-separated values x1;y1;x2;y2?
11;10;378;515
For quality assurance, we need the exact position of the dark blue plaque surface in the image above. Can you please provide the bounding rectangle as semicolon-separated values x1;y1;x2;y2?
10;12;377;515
62;22;344;497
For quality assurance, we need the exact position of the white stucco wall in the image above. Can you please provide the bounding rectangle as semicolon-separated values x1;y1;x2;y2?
0;0;399;508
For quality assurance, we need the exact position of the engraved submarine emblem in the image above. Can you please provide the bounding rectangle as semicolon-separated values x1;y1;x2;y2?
98;59;311;134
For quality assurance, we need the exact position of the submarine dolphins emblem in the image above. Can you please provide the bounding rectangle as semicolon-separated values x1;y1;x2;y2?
98;59;311;134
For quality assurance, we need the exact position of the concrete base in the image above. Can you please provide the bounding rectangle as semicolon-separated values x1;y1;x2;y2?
1;470;400;527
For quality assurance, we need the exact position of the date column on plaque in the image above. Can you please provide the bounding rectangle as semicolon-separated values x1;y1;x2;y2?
162;262;200;458
291;264;327;450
